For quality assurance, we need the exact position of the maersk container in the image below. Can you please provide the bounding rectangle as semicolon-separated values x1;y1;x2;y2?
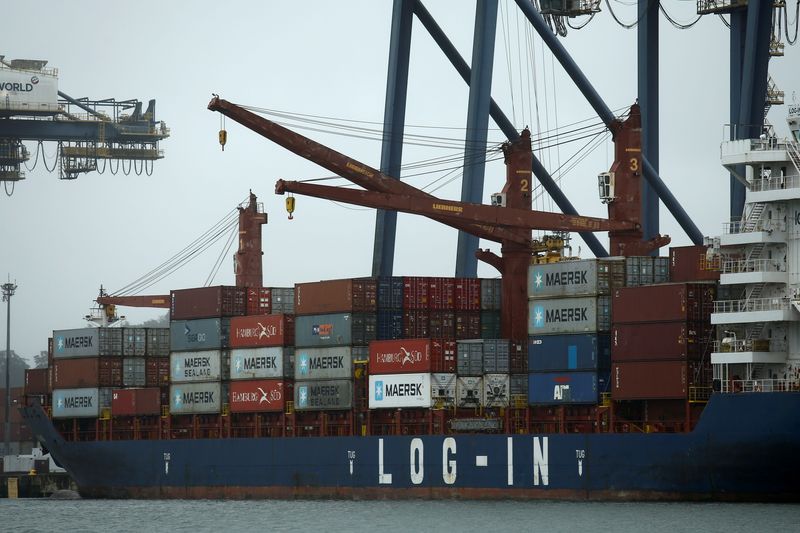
122;357;146;387
527;296;611;335
294;346;353;380
377;276;404;310
369;338;432;374
170;382;224;415
456;376;483;408
431;373;456;407
52;328;123;359
369;373;432;409
123;328;147;357
484;373;510;407
170;318;230;352
480;278;502;311
229;347;286;380
270;287;295;314
111;387;161;416
294;313;354;347
456;340;484;376
170;286;246;320
528;258;625;299
52;387;103;418
146;328;170;357
483;339;510;373
376;309;403;340
170;350;228;383
229;379;287;413
230;314;295;348
528;372;599;405
528;334;611;372
294;379;353;410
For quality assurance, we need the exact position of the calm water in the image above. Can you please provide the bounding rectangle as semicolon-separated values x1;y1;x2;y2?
2;499;798;532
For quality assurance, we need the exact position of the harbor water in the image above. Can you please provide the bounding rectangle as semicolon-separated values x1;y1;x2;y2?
2;498;798;532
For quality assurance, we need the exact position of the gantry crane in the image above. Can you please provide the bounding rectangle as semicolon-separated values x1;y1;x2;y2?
208;96;669;345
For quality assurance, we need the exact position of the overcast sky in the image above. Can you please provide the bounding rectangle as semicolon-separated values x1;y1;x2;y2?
2;1;799;364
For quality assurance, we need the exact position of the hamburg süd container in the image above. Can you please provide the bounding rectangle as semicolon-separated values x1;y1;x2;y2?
170;286;246;320
456;376;483;408
369;338;432;374
111;387;161;416
122;357;146;387
528;371;602;405
170;318;230;352
170;381;224;415
528;334;611;372
294;379;353;410
229;347;288;380
230;314;295;348
528;258;625;299
294;278;376;315
368;373;432;409
528;296;611;335
294;313;355;347
122;328;147;357
612;361;688;400
294;346;353;381
229;379;287;413
612;322;712;361
170;350;228;383
483;373;510;407
52;387;108;418
431;373;456;407
52;328;123;359
612;283;715;324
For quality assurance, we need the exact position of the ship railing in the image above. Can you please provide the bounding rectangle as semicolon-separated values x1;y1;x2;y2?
689;386;713;403
712;338;784;352
722;218;785;235
720;258;782;274
751;174;800;192
713;297;790;314
720;378;799;393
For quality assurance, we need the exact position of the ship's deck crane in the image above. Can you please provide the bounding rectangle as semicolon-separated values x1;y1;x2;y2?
208;96;669;345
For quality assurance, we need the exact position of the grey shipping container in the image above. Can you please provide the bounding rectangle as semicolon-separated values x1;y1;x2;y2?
170;350;229;383
431;373;457;407
456;340;484;376
510;374;528;404
483;339;510;373
294;346;353;380
654;257;669;283
52;387;112;418
170;318;230;352
484;373;510;407
528;259;625;299
146;328;170;357
123;357;146;387
123;328;147;357
229;346;286;380
295;379;353;410
294;313;354;347
271;287;295;314
457;376;483;408
528;296;611;335
52;328;123;359
480;278;502;310
625;256;654;287
170;381;225;415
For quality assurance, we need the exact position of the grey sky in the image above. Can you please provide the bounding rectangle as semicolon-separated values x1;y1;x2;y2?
2;1;799;364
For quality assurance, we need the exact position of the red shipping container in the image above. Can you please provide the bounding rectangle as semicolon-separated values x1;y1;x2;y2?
295;278;376;315
403;277;428;309
455;278;481;311
111;388;161;416
427;277;455;310
455;311;481;339
352;278;378;312
53;357;99;388
25;368;49;395
145;357;170;387
171;286;247;320
403;310;430;338
229;379;287;413
612;322;713;361
429;310;455;339
230;314;295;347
612;361;687;400
669;245;719;282
431;339;457;372
612;283;715;324
370;339;432;374
246;287;272;315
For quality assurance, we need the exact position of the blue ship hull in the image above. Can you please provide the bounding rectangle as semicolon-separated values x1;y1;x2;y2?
21;392;800;500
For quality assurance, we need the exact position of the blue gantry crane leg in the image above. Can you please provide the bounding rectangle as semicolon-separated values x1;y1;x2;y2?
638;0;659;252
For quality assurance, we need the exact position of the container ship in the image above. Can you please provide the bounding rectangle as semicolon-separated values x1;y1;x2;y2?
19;101;800;501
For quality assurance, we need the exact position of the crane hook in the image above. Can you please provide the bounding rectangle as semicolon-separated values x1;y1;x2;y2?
286;195;295;220
218;114;227;151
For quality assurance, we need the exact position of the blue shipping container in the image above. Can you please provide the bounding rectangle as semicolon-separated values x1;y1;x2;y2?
528;371;605;405
295;313;353;347
377;277;404;310
377;310;404;340
528;334;611;372
170;318;229;352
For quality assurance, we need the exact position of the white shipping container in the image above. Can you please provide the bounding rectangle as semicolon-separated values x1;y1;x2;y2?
294;346;353;380
229;347;285;380
484;373;510;407
170;350;224;383
0;67;59;112
456;376;484;408
369;373;432;409
431;373;457;407
52;387;100;418
170;382;223;414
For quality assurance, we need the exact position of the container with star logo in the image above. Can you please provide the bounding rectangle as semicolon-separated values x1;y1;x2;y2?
294;380;352;410
169;382;225;414
527;258;625;300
